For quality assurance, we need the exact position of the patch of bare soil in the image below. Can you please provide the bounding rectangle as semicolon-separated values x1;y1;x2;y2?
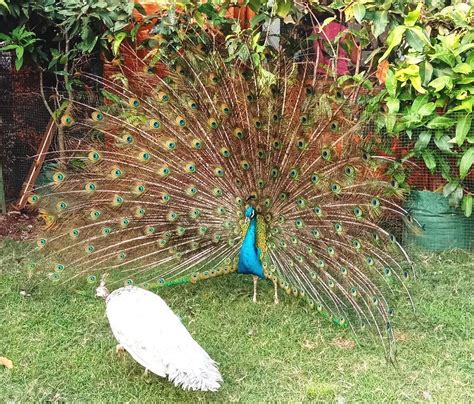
0;211;39;241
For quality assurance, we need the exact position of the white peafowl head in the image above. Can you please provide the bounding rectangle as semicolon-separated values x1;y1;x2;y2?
96;275;110;299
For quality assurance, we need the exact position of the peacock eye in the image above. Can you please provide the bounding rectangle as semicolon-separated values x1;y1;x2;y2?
273;140;282;149
289;168;299;179
92;111;104;121
330;121;339;132
322;148;331;160
297;139;307;150
233;128;245;139
353;206;363;217
344;165;355;176
371;197;381;207
240;160;251;171
220;147;231;158
208;118;219;129
330;183;342;194
352;239;361;249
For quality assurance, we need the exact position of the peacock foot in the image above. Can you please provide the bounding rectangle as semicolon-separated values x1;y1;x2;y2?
115;344;126;354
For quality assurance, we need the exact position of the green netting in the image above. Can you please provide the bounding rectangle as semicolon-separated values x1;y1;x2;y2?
404;190;474;251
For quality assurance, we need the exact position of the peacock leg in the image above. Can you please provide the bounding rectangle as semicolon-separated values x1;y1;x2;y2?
253;276;258;303
273;279;279;305
143;368;152;384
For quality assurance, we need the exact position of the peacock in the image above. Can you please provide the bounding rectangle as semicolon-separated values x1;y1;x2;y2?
96;279;222;391
29;31;417;363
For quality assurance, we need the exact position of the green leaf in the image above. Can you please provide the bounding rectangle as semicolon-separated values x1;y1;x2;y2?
410;95;429;113
386;97;400;113
405;29;424;51
406;27;431;51
0;44;18;51
421;149;436;171
353;4;366;24
0;0;10;12
410;75;426;94
133;2;146;15
428;76;453;92
420;60;433;86
426;116;455;129
434;135;453;152
250;13;267;28
418;102;436;117
462;195;472;217
380;25;407;61
456;43;474;56
443;181;458;197
372;11;388;38
447;97;474;113
452;63;473;74
459;147;474;179
414;131;431;151
404;3;421;27
385;113;397;133
385;69;397;97
431;47;456;67
112;32;127;56
15;56;23;70
455;114;472;146
276;0;293;18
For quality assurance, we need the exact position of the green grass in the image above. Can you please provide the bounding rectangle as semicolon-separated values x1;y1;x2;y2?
1;238;473;402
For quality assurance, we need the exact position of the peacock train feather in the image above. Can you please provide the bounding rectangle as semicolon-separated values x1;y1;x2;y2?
30;32;417;360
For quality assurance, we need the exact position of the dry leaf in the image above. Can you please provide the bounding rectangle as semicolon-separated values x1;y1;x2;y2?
0;357;13;369
331;336;356;349
376;59;390;84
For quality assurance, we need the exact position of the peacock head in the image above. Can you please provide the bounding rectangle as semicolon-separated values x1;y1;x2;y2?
245;206;256;222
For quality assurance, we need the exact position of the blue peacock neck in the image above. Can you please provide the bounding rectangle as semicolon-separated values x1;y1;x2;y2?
237;211;265;279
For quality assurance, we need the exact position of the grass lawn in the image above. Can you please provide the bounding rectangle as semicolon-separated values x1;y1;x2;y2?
0;238;473;402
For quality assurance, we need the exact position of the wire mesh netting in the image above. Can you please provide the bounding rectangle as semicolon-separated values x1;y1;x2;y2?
0;49;472;250
0;52;55;204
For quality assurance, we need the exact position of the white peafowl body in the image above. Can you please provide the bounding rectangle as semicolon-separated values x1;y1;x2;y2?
97;284;222;391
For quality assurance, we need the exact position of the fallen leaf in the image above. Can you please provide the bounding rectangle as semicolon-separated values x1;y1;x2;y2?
0;357;13;369
376;59;390;84
422;390;433;402
331;336;356;349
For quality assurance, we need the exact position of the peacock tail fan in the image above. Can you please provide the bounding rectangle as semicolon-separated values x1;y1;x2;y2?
29;32;417;360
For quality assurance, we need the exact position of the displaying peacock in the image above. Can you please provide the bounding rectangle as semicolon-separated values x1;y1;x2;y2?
29;31;417;362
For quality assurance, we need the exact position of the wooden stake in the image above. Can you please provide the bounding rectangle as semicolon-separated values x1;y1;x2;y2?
0;158;6;214
15;120;56;210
